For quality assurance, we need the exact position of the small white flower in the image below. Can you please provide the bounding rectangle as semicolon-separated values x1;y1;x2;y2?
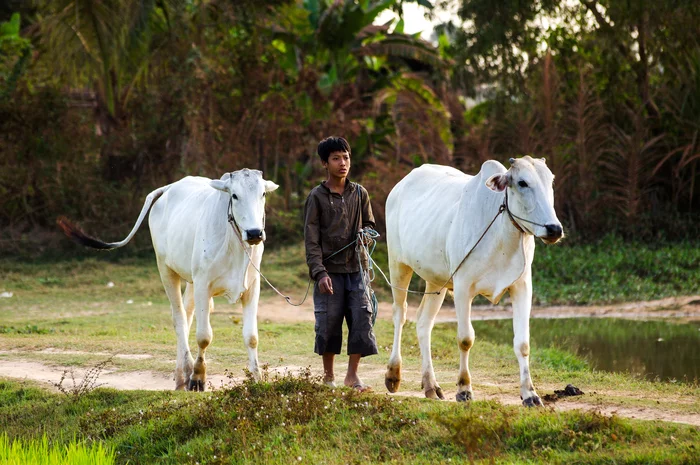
106;282;115;288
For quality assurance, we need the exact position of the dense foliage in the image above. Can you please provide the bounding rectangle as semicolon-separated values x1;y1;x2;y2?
1;0;699;256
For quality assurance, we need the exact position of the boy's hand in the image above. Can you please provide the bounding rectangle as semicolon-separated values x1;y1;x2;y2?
319;276;334;294
358;229;372;245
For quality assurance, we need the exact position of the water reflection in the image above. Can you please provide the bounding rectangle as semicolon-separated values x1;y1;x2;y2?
473;318;700;383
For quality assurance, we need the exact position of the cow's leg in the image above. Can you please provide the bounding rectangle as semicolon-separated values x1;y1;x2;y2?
180;282;196;384
510;273;541;407
454;285;476;402
184;282;196;333
385;261;413;393
158;264;193;390
189;283;213;392
416;282;447;399
240;276;262;381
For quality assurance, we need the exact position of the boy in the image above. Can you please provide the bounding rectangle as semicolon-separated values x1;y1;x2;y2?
303;136;378;391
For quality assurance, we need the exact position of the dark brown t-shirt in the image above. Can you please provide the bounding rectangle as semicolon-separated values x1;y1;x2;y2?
303;180;376;281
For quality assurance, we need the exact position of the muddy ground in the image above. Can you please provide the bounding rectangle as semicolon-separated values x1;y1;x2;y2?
2;295;699;426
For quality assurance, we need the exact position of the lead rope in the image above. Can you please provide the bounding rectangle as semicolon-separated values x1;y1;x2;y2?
228;195;314;306
230;187;535;306
229;194;365;306
361;203;507;297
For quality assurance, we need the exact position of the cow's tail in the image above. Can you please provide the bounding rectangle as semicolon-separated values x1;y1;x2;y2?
57;185;170;250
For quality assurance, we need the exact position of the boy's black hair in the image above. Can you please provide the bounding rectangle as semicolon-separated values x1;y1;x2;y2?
317;136;351;163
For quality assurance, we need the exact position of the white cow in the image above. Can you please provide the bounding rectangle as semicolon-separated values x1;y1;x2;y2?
58;169;279;391
384;157;563;406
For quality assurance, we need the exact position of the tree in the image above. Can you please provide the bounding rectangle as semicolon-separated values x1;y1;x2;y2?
34;0;180;134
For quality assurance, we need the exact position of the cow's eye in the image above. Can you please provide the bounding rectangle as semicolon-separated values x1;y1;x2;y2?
232;194;238;200
518;180;529;188
262;192;266;197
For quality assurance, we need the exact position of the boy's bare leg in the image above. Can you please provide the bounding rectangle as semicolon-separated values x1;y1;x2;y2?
344;354;370;390
323;352;336;385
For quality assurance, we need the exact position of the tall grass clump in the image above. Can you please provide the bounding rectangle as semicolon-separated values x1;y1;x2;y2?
0;433;115;465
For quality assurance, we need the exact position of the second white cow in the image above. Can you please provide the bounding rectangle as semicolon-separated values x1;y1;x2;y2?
59;169;278;391
384;157;563;406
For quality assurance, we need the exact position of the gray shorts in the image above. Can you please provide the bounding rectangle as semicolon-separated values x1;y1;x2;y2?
313;272;378;357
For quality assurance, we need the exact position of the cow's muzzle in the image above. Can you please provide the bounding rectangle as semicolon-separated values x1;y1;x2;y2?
542;223;564;244
244;228;264;244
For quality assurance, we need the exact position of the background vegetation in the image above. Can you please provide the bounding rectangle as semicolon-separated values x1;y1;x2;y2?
1;0;699;257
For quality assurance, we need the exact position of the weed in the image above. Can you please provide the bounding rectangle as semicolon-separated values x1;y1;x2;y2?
38;276;63;286
53;357;113;401
0;325;54;334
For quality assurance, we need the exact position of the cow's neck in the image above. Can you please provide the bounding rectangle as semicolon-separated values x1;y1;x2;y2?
449;190;532;299
455;189;526;247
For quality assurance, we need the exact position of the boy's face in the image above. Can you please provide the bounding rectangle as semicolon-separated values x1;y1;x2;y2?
323;150;351;178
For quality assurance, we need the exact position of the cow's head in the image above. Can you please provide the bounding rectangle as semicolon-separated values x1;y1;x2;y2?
485;156;563;244
210;169;279;245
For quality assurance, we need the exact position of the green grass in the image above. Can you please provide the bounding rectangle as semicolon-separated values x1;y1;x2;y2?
532;234;700;305
0;433;115;465
2;235;699;306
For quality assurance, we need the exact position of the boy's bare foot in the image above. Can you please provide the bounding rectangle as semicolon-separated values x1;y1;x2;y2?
344;377;372;392
350;382;372;393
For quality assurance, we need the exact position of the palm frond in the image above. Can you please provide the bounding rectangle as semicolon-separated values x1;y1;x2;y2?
356;33;448;71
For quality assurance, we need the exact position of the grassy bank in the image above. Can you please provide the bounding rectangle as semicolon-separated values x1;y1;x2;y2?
1;374;699;465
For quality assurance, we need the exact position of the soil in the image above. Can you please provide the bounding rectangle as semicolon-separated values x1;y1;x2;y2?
2;295;699;426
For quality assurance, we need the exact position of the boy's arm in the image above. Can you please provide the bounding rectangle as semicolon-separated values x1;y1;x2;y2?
304;194;328;281
360;186;376;230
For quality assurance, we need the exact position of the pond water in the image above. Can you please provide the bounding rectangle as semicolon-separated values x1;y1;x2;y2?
473;318;700;383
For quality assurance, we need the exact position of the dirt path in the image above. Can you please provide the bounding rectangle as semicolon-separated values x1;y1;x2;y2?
2;295;699;426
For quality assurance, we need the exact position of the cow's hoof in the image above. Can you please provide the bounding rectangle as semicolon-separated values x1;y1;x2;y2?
188;379;205;392
425;387;444;400
522;395;542;407
385;376;401;393
456;390;473;402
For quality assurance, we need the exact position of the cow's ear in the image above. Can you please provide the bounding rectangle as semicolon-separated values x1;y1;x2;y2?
486;173;509;192
210;179;229;192
264;180;279;193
